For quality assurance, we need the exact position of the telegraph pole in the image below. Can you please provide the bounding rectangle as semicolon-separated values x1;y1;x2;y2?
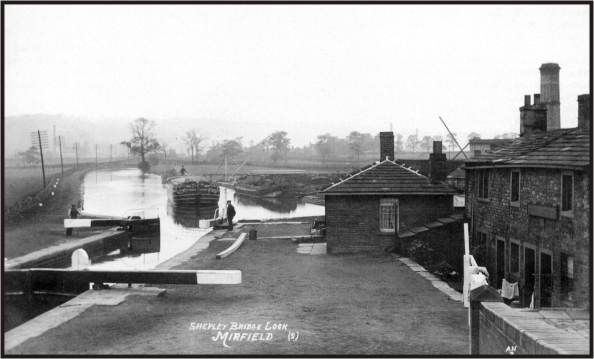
37;130;46;188
59;136;64;177
110;144;112;163
75;143;79;168
95;144;98;169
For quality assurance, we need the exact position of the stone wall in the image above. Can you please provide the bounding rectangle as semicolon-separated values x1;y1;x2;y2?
465;167;590;308
477;302;584;355
325;194;453;253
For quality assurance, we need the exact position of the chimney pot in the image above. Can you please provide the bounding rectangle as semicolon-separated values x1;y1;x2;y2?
534;94;541;105
539;63;561;130
577;94;591;131
524;95;531;106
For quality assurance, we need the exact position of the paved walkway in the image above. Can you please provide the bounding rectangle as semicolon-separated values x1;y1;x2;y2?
6;227;468;355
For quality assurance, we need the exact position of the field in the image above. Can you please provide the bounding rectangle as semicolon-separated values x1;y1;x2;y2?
4;166;64;209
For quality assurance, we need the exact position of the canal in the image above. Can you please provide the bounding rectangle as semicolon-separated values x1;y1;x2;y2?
81;168;324;270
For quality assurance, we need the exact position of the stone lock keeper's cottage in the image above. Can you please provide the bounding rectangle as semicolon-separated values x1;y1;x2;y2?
322;131;458;254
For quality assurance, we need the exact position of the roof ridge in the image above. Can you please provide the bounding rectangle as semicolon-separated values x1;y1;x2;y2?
321;159;388;192
391;160;427;178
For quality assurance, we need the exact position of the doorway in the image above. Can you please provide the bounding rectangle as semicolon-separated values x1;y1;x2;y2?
524;247;535;306
540;252;553;307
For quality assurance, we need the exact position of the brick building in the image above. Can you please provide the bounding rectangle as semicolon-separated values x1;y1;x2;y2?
465;92;591;309
322;132;458;253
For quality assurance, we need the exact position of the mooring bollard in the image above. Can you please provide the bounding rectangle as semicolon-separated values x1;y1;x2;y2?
249;229;257;240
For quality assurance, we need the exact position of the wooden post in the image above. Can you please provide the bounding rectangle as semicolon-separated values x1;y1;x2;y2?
95;144;98;169
37;130;46;188
59;136;64;177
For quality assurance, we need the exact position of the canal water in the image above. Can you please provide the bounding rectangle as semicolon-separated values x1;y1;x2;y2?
81;168;324;270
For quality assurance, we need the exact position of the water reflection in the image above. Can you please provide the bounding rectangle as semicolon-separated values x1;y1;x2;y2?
80;168;325;270
168;202;219;228
218;186;324;220
235;195;298;213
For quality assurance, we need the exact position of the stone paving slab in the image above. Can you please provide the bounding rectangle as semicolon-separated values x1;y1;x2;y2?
5;286;165;352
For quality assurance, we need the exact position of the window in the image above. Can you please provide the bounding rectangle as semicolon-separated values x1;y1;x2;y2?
379;199;398;233
560;252;574;295
510;241;520;274
561;174;573;212
477;170;489;199
510;171;520;203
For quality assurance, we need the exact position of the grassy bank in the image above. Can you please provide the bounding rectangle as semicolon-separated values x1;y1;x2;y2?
9;224;468;355
3;168;104;259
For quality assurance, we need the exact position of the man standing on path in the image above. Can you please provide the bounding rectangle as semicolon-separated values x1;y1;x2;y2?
226;200;236;231
66;204;79;236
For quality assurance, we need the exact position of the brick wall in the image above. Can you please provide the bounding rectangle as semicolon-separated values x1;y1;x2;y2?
465;167;590;308
325;194;453;253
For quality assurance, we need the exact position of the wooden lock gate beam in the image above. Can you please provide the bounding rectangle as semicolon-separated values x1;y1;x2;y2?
4;269;242;293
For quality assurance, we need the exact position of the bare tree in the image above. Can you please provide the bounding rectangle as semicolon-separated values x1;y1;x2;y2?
121;118;161;172
347;131;364;161
184;129;204;163
264;131;290;163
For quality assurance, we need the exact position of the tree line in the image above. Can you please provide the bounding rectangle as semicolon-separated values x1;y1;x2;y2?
117;117;518;171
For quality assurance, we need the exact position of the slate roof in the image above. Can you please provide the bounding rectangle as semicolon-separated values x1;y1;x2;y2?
465;128;590;170
322;160;458;195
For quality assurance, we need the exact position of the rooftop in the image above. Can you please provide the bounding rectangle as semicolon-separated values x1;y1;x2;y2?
465;128;590;170
322;160;458;195
468;138;514;146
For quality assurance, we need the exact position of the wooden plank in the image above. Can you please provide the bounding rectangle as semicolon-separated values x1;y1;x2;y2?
527;204;558;220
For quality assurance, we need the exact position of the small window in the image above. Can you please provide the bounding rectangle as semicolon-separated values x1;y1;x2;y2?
510;171;520;203
560;252;574;296
477;170;489;199
561;174;573;212
510;242;520;274
379;199;398;233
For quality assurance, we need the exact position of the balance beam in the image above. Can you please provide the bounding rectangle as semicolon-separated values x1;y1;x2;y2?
216;233;247;259
5;269;241;292
64;218;159;229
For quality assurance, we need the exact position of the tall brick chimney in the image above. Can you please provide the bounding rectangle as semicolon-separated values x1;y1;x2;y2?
429;141;447;183
520;94;547;136
540;63;561;130
577;94;591;131
379;131;394;161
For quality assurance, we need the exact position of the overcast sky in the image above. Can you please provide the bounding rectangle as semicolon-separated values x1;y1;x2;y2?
5;4;590;147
